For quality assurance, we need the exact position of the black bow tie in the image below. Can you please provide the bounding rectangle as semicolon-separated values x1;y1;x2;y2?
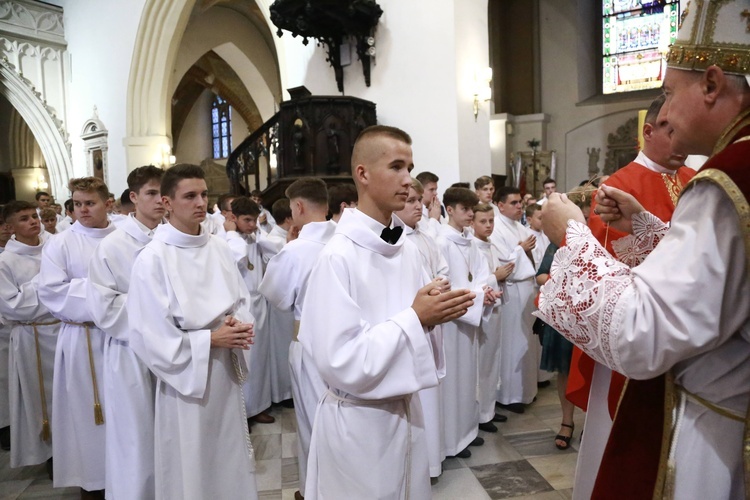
380;226;403;244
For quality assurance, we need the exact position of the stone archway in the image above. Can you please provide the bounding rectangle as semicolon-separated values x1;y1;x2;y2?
0;58;73;197
125;0;284;172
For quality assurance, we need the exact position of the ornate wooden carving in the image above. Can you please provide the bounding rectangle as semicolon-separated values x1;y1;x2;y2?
604;117;639;174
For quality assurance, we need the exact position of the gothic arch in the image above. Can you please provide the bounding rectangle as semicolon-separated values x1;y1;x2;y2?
125;0;284;171
0;58;72;196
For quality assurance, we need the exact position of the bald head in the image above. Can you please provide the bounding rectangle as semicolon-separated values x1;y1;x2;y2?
351;125;412;181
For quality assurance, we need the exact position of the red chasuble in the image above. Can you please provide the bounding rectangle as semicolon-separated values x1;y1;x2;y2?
593;110;750;499
566;161;695;414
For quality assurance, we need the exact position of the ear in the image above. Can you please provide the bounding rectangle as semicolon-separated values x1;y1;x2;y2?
129;190;138;205
353;164;368;185
339;201;348;213
446;205;455;217
162;196;172;212
104;198;113;211
702;65;723;105
642;122;654;141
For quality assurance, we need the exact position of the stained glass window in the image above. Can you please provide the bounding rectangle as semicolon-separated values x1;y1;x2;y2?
211;95;232;159
602;1;680;94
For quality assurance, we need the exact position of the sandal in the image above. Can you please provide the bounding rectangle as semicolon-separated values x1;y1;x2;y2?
555;423;574;450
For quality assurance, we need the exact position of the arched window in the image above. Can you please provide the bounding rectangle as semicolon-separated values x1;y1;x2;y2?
211;95;232;159
602;1;680;94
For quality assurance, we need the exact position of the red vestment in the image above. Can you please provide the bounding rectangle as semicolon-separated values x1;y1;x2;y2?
566;160;696;414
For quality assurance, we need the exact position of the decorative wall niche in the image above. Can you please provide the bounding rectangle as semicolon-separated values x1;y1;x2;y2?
80;107;108;183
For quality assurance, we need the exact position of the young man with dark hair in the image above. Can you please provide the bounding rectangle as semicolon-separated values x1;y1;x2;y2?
536;178;557;205
493;185;539;414
258;198;293;259
327;183;358;223
438;187;498;459
259;176;335;499
35;191;52;210
0;201;57;472
38;177;117;498
87;164;165;499
299;125;475;498
415;171;442;234
127;164;258;499
394;177;450;478
225;196;275;425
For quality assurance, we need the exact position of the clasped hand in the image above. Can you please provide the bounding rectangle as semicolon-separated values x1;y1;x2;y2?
211;315;254;350
413;279;475;327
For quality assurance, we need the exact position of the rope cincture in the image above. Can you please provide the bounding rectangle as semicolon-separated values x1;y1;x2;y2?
23;319;61;442
64;321;104;425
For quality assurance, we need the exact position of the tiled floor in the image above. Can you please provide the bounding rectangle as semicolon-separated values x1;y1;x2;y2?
0;376;584;499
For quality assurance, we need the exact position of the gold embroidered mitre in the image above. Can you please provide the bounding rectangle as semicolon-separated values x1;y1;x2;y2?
665;0;750;83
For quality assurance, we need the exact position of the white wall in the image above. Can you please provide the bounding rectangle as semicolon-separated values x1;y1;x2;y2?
54;0;147;194
273;0;491;190
538;0;654;191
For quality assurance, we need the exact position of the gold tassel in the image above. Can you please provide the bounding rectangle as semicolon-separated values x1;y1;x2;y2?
94;403;104;425
40;419;51;442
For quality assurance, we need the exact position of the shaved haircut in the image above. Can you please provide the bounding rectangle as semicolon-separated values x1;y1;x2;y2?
351;125;412;175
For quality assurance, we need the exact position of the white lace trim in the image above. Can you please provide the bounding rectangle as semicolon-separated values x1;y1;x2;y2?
610;212;669;267
536;220;635;373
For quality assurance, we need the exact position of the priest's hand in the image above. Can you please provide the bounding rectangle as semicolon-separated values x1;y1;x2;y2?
594;185;646;234
211;320;254;350
412;284;475;327
542;193;585;246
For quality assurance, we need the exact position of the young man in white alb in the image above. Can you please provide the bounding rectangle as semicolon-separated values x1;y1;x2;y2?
38;177;117;498
87;165;165;499
258;177;337;499
0;201;57;472
127;164;257;499
299;126;475;499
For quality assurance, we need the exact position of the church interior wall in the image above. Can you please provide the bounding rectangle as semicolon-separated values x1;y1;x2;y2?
170;5;281;122
51;0;147;194
537;0;658;191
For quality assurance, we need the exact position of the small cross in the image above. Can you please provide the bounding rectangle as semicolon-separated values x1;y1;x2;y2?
742;9;750;32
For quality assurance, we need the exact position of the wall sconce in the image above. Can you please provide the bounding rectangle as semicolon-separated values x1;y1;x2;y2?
473;67;493;122
31;173;49;192
153;144;176;168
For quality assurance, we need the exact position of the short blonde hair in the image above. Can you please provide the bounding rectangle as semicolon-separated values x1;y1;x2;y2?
568;186;594;209
473;202;494;214
40;207;57;221
410;178;424;194
68;177;109;202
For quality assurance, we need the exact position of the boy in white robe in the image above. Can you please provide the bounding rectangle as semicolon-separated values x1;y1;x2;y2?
87;165;165;500
437;187;499;459
415;171;443;237
127;164;258;500
224;196;275;424
394;177;450;477
471;203;514;432
259;177;336;498
492;186;539;413
0;214;13;451
258;198;295;406
0;202;56;470
38;177;117;498
299;126;476;499
525;204;550;273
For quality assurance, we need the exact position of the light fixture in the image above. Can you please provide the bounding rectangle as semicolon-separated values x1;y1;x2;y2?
153;144;177;168
473;67;493;122
31;172;48;192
